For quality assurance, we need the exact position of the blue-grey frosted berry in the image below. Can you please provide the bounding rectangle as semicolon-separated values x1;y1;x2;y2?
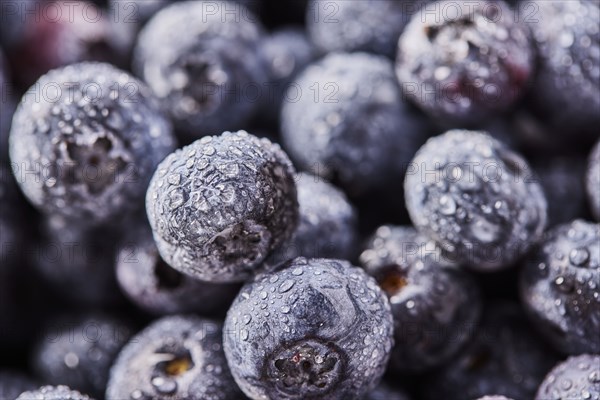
133;0;265;138
0;371;37;400
363;382;412;400
16;385;93;400
116;223;240;315
396;0;533;124
360;225;481;373
8;62;175;225
32;316;133;398
281;52;430;194
535;354;600;400
224;257;394;400
307;0;426;58
146;130;298;283
520;220;600;355
405;130;547;271
587;140;600;221
106;315;243;400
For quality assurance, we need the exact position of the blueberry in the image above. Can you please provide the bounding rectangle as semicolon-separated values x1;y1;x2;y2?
360;225;481;373
133;0;266;139
223;257;394;400
281;52;431;194
146;130;297;283
268;173;358;265
535;354;600;400
363;382;411;400
422;303;559;400
116;222;240;316
9;62;176;225
16;385;93;400
520;219;600;355
525;0;600;142
405;130;547;271
32;316;133;398
307;0;427;58
587;140;600;221
0;371;37;400
106;315;243;400
396;0;534;124
474;397;515;400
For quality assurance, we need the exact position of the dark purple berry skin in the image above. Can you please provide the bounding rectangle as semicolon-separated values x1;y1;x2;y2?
9;62;176;226
133;0;265;139
223;258;394;400
520;220;600;355
535;354;600;400
587;140;600;221
405;130;547;271
396;0;534;124
363;382;412;400
106;316;243;400
422;304;559;400
32;316;133;398
146;130;298;283
526;0;600;142
16;385;93;400
281;52;431;194
360;225;481;374
307;0;427;58
0;371;37;400
115;223;240;316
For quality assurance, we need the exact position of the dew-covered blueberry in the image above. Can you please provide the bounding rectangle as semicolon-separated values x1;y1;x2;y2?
307;0;426;58
0;371;37;400
363;382;412;400
106;315;243;400
405;130;547;271
396;0;534;124
281;52;430;194
133;0;265;138
520;219;600;354
422;304;559;400
116;223;240;316
146;130;298;283
9;62;175;225
526;0;600;141
223;257;394;400
16;385;93;400
587;140;600;221
360;225;481;373
535;354;600;400
32;316;133;398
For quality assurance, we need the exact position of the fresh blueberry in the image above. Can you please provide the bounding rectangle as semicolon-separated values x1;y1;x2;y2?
363;382;412;400
587;140;600;221
307;0;427;58
281;52;431;194
532;156;589;227
396;0;534;124
267;173;358;265
115;222;240;316
9;62;176;225
360;225;481;373
16;385;93;400
32;316;133;398
405;130;547;271
535;354;600;400
146;130;298;283
520;219;600;354
525;0;600;142
223;257;394;400
106;315;243;400
422;303;559;400
133;0;266;139
0;371;37;400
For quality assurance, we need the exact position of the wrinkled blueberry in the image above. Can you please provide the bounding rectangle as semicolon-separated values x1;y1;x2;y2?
535;354;600;400
224;257;394;400
520;219;600;354
106;315;243;400
9;62;176;225
405;130;547;271
587;140;600;221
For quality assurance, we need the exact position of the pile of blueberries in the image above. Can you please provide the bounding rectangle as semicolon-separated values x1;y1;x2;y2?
0;0;599;399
